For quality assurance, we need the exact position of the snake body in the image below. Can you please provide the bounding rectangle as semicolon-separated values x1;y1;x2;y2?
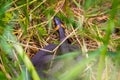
31;16;81;79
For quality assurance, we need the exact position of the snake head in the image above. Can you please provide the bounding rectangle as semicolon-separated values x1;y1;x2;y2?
54;16;65;30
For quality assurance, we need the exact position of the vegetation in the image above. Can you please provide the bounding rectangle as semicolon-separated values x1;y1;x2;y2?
0;0;120;80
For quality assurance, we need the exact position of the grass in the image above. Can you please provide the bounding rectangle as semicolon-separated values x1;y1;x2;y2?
0;0;120;80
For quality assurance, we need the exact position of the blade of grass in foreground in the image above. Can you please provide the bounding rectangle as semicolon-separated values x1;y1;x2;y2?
0;26;40;80
58;48;101;80
97;0;119;80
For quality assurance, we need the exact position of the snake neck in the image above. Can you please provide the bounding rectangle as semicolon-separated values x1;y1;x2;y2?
58;27;69;53
58;27;66;42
